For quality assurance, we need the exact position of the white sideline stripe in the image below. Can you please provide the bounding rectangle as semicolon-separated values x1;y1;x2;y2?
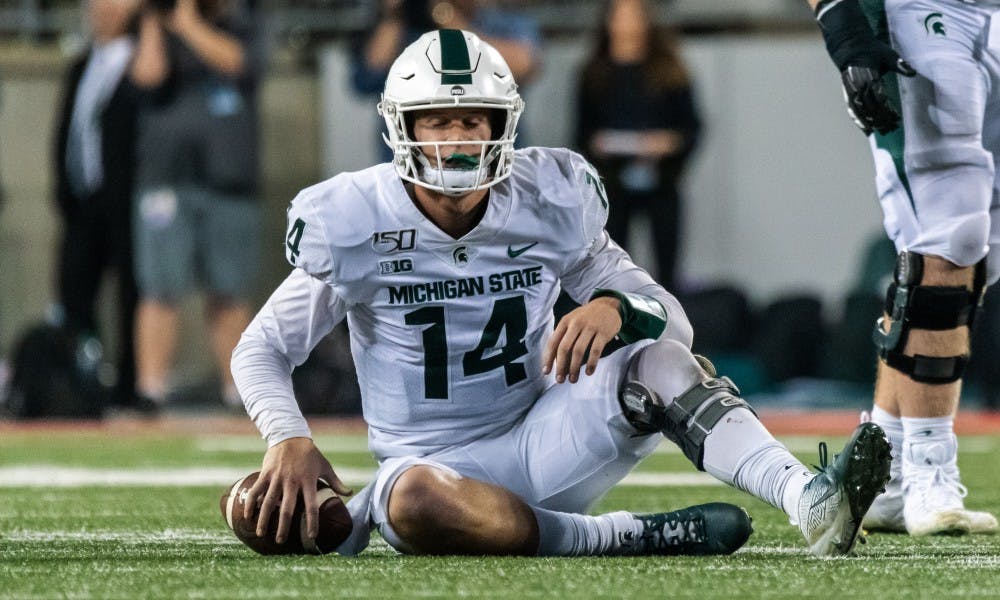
198;436;806;454
0;466;372;488
197;435;997;455
0;465;720;488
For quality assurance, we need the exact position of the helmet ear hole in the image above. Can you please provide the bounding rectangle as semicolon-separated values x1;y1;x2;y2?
488;109;506;141
403;113;416;142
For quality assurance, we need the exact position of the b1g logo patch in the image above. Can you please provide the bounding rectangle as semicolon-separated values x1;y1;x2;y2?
372;229;416;254
379;258;413;275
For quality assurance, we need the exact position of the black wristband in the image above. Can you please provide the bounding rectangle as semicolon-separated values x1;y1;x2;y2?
815;0;877;72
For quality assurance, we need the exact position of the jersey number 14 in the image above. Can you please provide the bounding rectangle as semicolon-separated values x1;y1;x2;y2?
404;296;528;400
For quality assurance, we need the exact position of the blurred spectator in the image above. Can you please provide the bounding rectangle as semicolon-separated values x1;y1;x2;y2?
53;0;142;408
129;0;262;413
353;0;540;159
0;72;5;214
576;0;701;291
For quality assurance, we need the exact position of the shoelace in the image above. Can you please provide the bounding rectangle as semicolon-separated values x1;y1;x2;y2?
804;442;832;496
813;441;830;473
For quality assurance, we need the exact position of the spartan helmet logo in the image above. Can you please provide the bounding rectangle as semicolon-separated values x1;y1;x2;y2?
924;12;946;36
453;246;470;265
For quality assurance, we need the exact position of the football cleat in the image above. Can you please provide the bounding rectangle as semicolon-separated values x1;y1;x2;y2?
797;422;891;556
902;439;998;536
625;502;753;556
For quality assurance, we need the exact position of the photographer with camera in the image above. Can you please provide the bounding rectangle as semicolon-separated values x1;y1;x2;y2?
128;0;262;414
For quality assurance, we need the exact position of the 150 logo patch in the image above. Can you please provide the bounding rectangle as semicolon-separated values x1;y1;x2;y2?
372;229;416;254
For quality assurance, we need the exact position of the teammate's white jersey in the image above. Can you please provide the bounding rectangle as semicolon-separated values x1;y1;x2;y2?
233;147;691;459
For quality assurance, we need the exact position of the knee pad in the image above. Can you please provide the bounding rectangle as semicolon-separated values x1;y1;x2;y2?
873;250;986;383
619;353;756;471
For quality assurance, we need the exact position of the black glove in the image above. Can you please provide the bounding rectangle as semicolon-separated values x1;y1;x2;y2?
816;0;916;135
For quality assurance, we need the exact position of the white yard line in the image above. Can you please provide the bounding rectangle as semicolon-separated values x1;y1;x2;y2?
0;465;720;488
2;529;238;543
4;530;999;567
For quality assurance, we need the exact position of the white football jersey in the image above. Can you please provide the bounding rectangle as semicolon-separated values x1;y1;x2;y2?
238;147;688;459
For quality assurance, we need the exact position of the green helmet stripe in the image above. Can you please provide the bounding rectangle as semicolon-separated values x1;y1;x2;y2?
439;29;473;85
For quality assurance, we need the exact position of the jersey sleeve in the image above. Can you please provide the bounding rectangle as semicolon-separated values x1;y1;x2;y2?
284;189;335;283
232;268;349;446
557;154;693;347
572;154;612;256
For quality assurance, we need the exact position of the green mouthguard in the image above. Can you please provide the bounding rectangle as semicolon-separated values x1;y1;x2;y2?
444;153;480;169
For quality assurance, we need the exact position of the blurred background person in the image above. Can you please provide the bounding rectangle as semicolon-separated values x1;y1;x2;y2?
53;0;142;409
0;70;5;217
576;0;701;291
129;0;262;413
352;0;540;159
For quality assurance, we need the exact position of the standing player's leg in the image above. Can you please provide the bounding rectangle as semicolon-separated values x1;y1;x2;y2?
863;3;998;535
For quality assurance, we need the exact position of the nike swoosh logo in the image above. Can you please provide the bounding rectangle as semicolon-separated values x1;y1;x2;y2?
507;242;538;258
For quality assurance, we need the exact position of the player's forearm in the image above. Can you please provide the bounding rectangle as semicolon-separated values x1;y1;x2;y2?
232;333;312;447
174;17;246;77
365;19;406;71
478;35;538;82
231;269;345;446
130;12;169;88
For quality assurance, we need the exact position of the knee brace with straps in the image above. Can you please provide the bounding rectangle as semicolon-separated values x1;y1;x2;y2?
619;361;756;470
872;251;986;384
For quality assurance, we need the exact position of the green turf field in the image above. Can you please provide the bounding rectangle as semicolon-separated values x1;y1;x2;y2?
1;428;999;599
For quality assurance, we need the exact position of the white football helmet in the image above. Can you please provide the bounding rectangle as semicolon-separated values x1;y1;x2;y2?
378;29;524;196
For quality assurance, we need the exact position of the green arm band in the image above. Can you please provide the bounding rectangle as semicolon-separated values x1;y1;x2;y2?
591;289;668;344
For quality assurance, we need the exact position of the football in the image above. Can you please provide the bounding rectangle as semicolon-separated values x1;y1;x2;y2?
220;471;353;555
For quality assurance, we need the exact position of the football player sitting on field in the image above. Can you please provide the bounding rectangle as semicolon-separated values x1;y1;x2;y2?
231;29;891;558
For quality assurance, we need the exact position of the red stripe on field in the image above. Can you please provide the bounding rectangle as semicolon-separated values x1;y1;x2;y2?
759;409;1000;436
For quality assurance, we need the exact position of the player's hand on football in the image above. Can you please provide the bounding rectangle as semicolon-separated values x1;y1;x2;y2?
815;0;916;135
543;296;622;384
246;437;352;544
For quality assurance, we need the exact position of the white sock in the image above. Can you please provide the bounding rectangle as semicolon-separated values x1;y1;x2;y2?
901;415;953;440
531;507;641;557
702;408;813;519
870;406;903;483
901;415;958;465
